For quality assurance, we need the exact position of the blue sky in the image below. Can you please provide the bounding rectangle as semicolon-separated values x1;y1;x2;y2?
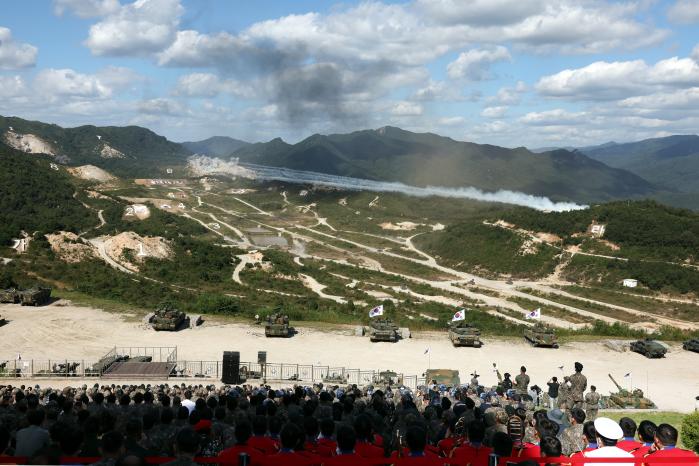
1;0;698;147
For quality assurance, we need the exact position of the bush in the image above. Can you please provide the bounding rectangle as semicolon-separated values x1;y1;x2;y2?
681;412;699;453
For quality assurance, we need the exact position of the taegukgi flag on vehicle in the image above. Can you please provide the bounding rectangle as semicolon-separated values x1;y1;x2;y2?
452;309;466;322
369;305;384;318
525;308;541;319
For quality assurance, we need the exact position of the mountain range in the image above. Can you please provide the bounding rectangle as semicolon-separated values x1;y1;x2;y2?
4;114;699;207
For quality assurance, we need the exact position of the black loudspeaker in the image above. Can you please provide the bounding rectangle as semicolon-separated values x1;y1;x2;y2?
258;351;267;364
222;351;240;384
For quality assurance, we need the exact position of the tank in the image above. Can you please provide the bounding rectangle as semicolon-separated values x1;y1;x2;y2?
602;373;657;409
373;370;401;386
524;322;559;348
683;338;699;353
369;318;400;342
424;369;461;387
19;287;52;306
265;312;290;337
151;303;189;331
449;321;482;347
630;339;666;358
0;289;19;303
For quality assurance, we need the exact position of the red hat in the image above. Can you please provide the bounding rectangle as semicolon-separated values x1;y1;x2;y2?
194;420;212;432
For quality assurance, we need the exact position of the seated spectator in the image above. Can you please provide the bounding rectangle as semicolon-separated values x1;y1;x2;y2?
452;420;493;466
15;408;50;458
570;421;598;462
643;423;697;466
164;427;199;466
540;436;563;466
316;418;337;457
617;418;642;452
248;415;277;454
218;421;262;466
91;431;125;466
632;420;657;458
353;414;384;458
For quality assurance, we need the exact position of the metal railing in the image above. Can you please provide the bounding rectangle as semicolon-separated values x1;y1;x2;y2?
0;358;422;389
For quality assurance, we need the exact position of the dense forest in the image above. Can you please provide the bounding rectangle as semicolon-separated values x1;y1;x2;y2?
0;146;95;246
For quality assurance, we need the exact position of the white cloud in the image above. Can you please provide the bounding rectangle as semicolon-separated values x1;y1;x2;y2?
417;0;545;26
137;98;184;116
174;73;256;98
86;0;183;56
0;75;27;98
667;0;699;24
391;101;423;116
412;80;463;101
0;27;38;70
438;116;466;126
536;57;699;100
447;46;511;80
519;109;587;125
53;0;120;18
481;106;508;118
488;81;527;105
34;68;112;99
692;44;699;63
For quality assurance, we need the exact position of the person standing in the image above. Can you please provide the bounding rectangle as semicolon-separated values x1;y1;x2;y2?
569;362;587;409
547;377;560;409
515;367;530;396
585;386;601;421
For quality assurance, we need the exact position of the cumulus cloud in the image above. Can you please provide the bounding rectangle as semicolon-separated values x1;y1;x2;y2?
137;97;184;116
174;73;256;98
438;116;467;126
412;80;464;101
53;0;120;18
488;81;527;105
85;0;183;56
34;68;113;99
0;27;38;69
519;109;587;125
481;106;508;118
391;101;423;116
416;0;545;26
447;46;511;80
667;0;699;24
692;44;699;63
0;75;27;98
536;57;699;100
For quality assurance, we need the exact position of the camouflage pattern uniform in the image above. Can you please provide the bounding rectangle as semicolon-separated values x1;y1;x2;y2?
560;423;585;456
514;373;530;395
584;390;601;421
569;371;587;409
558;378;571;410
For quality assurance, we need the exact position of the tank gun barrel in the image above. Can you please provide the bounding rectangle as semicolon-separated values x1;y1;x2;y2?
608;373;623;391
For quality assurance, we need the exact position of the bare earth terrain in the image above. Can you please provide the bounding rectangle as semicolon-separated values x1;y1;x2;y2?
1;301;697;413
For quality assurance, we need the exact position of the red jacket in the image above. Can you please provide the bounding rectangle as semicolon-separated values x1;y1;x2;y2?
513;443;541;460
437;437;456;457
450;444;493;466
248;435;279;454
632;444;654;458
617;439;644;453
314;437;337;457
355;441;384;458
218;444;264;466
643;447;698;466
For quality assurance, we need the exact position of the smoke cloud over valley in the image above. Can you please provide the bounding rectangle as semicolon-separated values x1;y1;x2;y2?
189;156;587;212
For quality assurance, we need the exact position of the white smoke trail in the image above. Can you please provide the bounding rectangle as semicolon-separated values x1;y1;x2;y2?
188;156;587;212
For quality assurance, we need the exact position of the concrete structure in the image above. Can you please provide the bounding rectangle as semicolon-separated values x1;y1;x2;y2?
622;279;638;288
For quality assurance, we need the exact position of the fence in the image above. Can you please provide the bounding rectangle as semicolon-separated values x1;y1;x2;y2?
0;358;423;389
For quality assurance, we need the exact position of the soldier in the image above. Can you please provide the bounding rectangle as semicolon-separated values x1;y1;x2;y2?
470;372;479;391
584;385;601;421
515;366;530;396
558;377;571;410
559;407;586;456
569;362;587;409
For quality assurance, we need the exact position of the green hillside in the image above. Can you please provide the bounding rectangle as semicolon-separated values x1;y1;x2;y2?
0;145;95;246
582;135;699;192
233;126;655;203
181;136;250;157
0;115;191;177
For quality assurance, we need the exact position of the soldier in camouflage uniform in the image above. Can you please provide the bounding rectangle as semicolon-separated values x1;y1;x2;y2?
558;376;571;410
584;385;601;421
559;407;586;455
568;362;587;410
514;366;530;396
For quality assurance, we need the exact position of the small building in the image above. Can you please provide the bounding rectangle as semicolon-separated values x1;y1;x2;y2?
588;222;606;238
622;279;638;288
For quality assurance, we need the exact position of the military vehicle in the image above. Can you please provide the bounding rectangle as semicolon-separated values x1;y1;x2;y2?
265;312;291;337
373;370;402;386
0;314;5;327
448;321;482;347
151;303;189;331
603;373;656;409
0;289;19;304
19;287;52;306
682;338;699;353
37;362;81;377
369;318;400;342
524;322;559;348
630;339;667;358
424;369;461;387
323;372;348;385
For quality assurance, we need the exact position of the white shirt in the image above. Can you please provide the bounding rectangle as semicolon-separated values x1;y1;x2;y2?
181;399;196;414
584;446;634;466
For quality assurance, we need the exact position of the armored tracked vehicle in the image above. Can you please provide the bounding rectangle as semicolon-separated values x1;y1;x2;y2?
265;312;290;337
602;373;657;409
373;370;401;386
682;338;699;353
369;318;400;342
630;339;666;358
524;322;559;348
424;369;461;387
449;321;482;347
0;289;19;303
19;287;52;306
151;303;189;331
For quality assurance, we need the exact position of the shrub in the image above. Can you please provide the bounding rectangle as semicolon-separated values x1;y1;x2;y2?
681;412;699;453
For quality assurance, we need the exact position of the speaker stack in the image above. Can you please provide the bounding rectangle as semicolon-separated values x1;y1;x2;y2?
221;351;241;384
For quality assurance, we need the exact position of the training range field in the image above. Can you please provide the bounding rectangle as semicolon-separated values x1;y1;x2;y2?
1;301;697;413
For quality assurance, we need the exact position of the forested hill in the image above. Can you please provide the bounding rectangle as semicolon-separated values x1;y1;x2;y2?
0;144;94;246
232;126;655;203
0;115;191;178
181;136;250;157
